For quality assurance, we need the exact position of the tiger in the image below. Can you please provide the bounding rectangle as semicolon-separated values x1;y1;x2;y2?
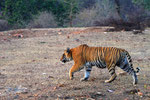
60;44;140;85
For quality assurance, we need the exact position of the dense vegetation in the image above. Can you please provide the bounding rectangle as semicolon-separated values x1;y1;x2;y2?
1;0;78;26
133;0;150;10
0;0;150;31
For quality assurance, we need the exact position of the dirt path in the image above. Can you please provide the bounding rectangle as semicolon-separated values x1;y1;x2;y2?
0;27;150;100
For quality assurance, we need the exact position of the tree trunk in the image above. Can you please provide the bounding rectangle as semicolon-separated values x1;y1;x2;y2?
114;0;124;22
69;2;73;27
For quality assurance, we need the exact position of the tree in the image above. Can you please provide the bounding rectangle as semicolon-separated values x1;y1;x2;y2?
63;0;79;27
0;0;5;10
2;0;79;27
41;0;68;26
132;0;150;10
114;0;122;21
3;0;38;25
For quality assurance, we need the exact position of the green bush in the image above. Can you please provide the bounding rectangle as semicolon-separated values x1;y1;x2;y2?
133;0;150;10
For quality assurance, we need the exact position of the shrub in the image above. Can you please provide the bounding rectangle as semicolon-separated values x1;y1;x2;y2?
73;0;119;27
72;7;97;27
0;19;10;31
26;11;57;28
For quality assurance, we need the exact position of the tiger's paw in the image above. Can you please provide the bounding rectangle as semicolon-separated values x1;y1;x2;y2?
80;78;88;81
105;80;111;83
70;77;74;80
133;81;137;86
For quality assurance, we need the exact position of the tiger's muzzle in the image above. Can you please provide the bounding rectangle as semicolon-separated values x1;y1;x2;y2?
60;57;72;63
60;55;68;63
62;59;67;63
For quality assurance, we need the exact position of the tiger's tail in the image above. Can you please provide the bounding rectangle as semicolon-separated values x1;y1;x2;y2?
135;67;140;73
125;51;140;73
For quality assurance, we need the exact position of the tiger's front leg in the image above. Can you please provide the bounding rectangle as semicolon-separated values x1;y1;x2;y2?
80;66;92;81
80;63;92;81
69;64;84;80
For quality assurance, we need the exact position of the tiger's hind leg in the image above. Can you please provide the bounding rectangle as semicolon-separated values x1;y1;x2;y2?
105;64;117;83
119;56;138;85
120;64;138;85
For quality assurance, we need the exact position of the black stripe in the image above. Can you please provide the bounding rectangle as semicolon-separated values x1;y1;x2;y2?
98;60;102;67
94;61;96;66
123;64;129;70
86;69;91;71
103;48;106;55
125;67;130;72
96;48;100;67
109;68;114;72
128;69;133;74
110;71;115;75
127;55;130;58
95;60;99;66
128;58;131;62
109;69;115;75
110;75;117;82
86;66;92;71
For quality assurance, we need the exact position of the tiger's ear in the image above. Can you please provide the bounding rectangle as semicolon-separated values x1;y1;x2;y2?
67;48;70;53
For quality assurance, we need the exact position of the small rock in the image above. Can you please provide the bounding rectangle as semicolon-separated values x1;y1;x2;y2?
13;95;19;99
13;34;23;38
137;92;143;97
67;36;70;38
58;32;62;35
45;33;47;35
125;89;139;94
75;39;80;42
44;57;47;59
107;89;114;93
32;60;36;62
124;98;129;100
2;57;5;59
53;86;57;90
48;76;54;78
137;59;143;62
40;42;46;44
58;84;65;87
147;86;150;90
86;98;95;100
42;73;46;75
80;35;85;37
97;92;102;95
3;38;7;41
132;30;142;34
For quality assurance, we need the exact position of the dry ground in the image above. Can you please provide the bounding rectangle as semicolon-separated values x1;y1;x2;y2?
0;27;150;100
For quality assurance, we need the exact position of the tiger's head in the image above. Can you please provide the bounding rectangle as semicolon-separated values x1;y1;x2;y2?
60;48;73;63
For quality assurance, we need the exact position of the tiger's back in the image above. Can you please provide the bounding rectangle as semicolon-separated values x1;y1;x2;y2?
82;45;126;68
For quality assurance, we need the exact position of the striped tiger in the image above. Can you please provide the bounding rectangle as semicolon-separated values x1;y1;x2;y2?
60;44;140;85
